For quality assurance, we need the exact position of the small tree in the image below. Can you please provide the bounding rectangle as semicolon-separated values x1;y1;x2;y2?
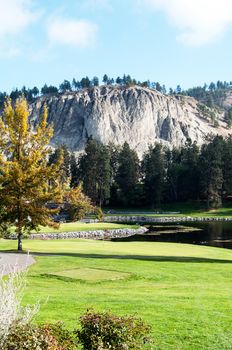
0;98;64;251
63;183;103;221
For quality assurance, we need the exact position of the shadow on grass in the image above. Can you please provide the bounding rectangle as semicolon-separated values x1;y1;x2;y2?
15;252;232;264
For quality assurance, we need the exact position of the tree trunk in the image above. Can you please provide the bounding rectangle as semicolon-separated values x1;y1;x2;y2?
17;222;23;251
18;232;23;251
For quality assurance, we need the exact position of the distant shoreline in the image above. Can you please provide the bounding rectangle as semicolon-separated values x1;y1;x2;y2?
104;216;232;224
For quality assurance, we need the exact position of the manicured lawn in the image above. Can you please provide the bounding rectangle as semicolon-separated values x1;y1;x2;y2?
33;222;138;233
105;202;232;218
9;222;138;234
1;239;232;349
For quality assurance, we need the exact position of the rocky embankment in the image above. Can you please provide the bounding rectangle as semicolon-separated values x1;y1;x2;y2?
104;216;232;223
29;227;148;240
30;86;229;156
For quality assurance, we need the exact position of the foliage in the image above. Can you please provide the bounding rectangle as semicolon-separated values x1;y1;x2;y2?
0;99;99;250
54;135;232;209
78;138;111;207
3;322;77;350
115;142;140;207
3;323;60;350
76;310;152;350
41;322;77;349
142;144;165;207
63;183;103;221
49;144;72;186
0;98;64;250
199;136;224;208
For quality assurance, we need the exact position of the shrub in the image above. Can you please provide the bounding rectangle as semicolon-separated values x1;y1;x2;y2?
3;322;77;350
43;322;77;349
0;266;39;347
76;310;153;350
3;323;60;350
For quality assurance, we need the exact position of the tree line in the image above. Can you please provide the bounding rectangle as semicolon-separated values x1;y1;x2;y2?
3;75;232;107
52;135;232;209
0;74;160;106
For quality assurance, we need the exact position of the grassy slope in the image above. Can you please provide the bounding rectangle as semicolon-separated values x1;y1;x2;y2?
1;239;232;349
106;202;232;218
31;222;138;233
9;222;138;234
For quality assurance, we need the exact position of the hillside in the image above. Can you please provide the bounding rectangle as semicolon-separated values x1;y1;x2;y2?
29;85;231;156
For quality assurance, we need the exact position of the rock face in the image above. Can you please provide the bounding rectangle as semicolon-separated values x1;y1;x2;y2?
30;86;230;156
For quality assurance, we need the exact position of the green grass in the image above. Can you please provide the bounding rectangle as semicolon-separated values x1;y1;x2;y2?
106;202;232;218
49;267;131;282
9;222;138;234
1;239;232;349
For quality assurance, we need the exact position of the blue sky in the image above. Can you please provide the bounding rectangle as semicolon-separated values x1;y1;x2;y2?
1;0;232;92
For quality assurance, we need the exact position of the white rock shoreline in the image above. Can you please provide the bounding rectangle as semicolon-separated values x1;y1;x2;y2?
29;227;148;240
104;216;232;223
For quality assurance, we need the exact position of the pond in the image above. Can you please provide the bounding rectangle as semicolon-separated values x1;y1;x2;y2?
113;221;232;249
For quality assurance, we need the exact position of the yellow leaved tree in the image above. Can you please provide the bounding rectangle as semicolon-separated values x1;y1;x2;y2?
0;98;98;251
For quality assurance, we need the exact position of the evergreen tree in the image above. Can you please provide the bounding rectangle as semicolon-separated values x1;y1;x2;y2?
59;80;72;92
78;139;111;206
116;77;122;85
176;85;182;94
107;143;120;207
10;89;20;100
70;153;79;188
73;79;82;90
155;82;162;92
209;82;216;91
199;136;224;208
177;141;200;201
222;136;232;196
165;148;183;202
142;144;165;207
41;84;58;94
103;74;109;85
80;77;91;88
92;76;99;86
49;145;71;185
116;142;140;207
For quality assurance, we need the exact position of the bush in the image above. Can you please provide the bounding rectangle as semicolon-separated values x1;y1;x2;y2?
3;323;59;350
76;310;152;350
0;266;39;347
43;322;77;349
3;322;77;350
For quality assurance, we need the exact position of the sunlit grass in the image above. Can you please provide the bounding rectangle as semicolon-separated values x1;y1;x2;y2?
1;239;232;349
9;222;138;234
106;202;232;218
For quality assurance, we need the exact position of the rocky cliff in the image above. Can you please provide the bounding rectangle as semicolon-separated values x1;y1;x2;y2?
30;86;230;156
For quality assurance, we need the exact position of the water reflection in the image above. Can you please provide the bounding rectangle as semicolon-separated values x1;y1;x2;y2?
113;222;232;249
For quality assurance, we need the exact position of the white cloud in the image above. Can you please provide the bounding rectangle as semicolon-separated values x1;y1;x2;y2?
0;0;39;38
48;18;98;48
0;0;40;59
143;0;232;46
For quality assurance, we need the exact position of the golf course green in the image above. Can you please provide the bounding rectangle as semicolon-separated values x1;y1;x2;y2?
1;238;232;349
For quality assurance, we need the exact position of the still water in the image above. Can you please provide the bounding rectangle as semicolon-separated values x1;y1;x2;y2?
114;222;232;249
